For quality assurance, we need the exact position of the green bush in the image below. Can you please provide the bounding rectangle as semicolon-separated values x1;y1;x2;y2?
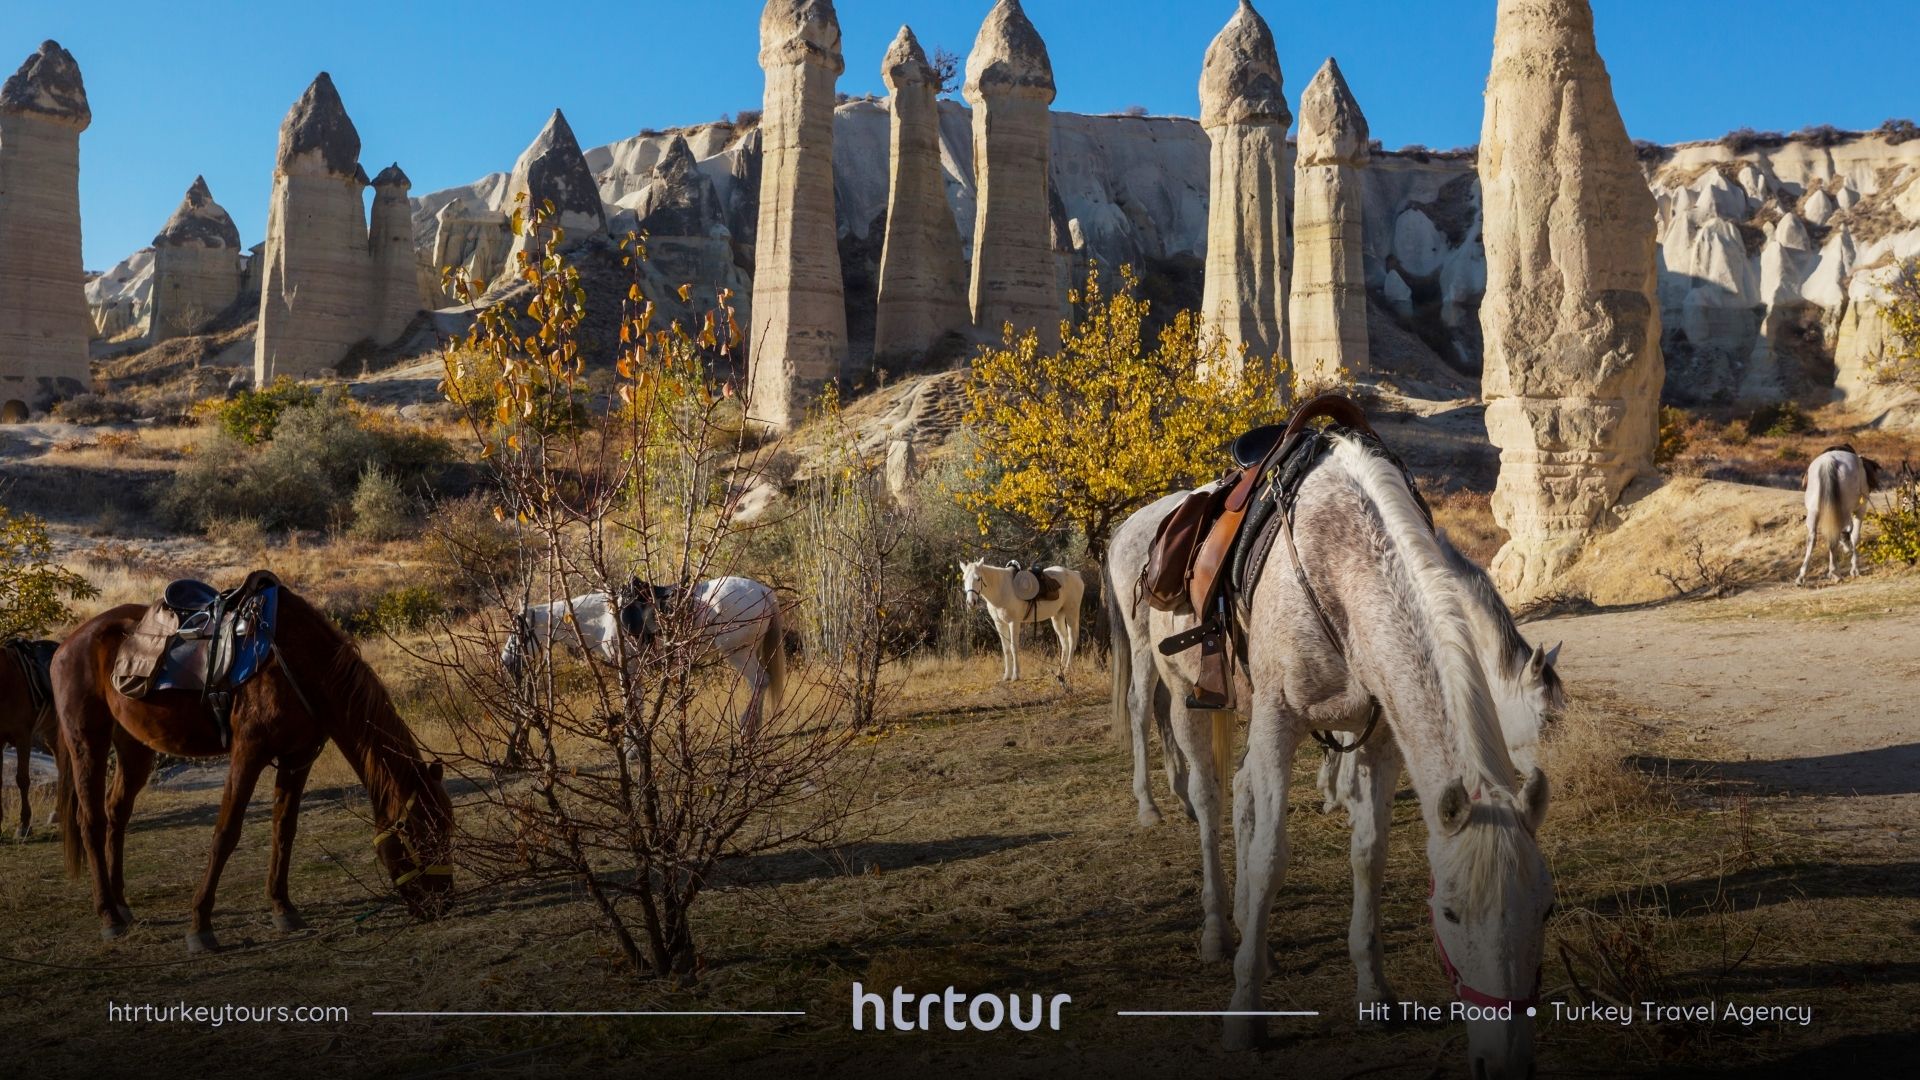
339;585;444;637
164;387;450;532
1655;405;1690;466
217;378;320;445
1749;399;1814;438
349;466;416;542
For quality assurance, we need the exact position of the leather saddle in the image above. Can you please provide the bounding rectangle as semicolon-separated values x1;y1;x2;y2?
4;638;59;713
617;577;682;644
1006;560;1062;605
1143;394;1384;707
112;570;283;748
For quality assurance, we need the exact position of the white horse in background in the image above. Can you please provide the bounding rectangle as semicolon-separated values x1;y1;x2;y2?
501;575;787;736
1797;445;1890;583
959;559;1085;682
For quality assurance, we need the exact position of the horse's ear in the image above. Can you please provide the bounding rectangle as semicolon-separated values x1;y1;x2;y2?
427;760;444;784
1527;645;1545;676
1520;767;1550;834
1544;641;1562;669
1439;778;1472;836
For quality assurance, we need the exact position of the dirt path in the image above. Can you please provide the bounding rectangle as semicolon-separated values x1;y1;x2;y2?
1533;574;1920;852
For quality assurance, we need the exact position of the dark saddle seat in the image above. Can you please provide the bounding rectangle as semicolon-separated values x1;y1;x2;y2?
1006;560;1063;606
617;577;683;643
113;570;284;747
4;638;59;712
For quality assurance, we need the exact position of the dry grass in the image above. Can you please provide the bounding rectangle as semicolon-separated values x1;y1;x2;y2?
0;647;1910;1077
1427;486;1505;568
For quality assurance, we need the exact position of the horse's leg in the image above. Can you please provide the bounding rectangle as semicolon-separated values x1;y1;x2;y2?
1007;617;1021;681
1168;696;1230;962
1796;522;1816;584
187;746;269;954
267;762;313;932
1346;739;1402;1014
736;649;766;741
1129;641;1162;826
66;711;125;938
1225;703;1298;1052
104;732;154;925
10;735;26;839
1849;514;1863;577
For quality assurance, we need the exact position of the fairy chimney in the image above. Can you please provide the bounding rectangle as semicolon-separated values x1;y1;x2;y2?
502;109;607;266
873;25;968;363
151;175;242;342
964;0;1060;349
1199;1;1291;374
1479;0;1662;593
1287;57;1369;391
367;163;422;346
254;73;374;383
747;0;848;431
0;40;92;406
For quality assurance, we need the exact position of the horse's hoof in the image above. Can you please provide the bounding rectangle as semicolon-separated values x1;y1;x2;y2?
100;923;129;941
1222;1015;1264;1052
273;911;307;933
1200;937;1227;964
185;930;220;955
1137;806;1164;828
114;903;134;924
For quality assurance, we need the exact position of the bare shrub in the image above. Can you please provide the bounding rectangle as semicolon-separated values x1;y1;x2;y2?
423;201;867;978
1653;538;1740;600
348;466;416;542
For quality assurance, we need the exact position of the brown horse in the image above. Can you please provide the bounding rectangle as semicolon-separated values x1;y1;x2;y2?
52;583;454;952
2;640;58;839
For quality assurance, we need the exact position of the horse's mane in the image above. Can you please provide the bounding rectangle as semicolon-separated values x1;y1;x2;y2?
1327;435;1517;798
1434;530;1532;682
278;588;428;816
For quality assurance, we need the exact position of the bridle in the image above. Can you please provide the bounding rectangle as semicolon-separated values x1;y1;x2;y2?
372;791;454;889
1428;878;1542;1011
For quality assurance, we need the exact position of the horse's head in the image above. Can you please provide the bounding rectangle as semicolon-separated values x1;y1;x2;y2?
1428;769;1553;1080
959;559;985;608
1862;456;1893;492
1497;642;1564;774
374;759;456;920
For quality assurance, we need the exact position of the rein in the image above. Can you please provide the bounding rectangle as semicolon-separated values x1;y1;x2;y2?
1428;879;1541;1011
370;791;454;888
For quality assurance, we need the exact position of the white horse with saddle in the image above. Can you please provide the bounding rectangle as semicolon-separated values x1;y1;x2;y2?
1109;400;1556;1078
959;559;1084;682
501;575;786;736
1797;444;1891;583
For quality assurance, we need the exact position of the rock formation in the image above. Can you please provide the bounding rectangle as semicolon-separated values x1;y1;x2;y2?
630;135;724;239
255;73;374;383
873;25;968;364
150;176;242;341
964;0;1060;349
1287;57;1369;389
749;0;848;430
367;163;422;345
502;109;608;265
1198;1;1290;371
1478;0;1662;593
0;40;92;407
627;134;752;321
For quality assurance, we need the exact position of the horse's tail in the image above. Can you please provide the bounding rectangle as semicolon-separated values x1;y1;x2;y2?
1106;558;1132;744
759;603;786;716
55;719;81;878
1810;454;1848;545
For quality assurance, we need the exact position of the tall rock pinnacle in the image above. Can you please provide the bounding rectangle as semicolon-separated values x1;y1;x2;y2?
1478;0;1662;593
1287;57;1370;389
747;0;848;431
151;176;243;341
873;25;968;363
964;0;1061;349
0;39;93;404
1199;0;1290;374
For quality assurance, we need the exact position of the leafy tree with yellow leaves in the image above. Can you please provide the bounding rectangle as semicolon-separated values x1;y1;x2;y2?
0;505;98;639
1872;257;1920;390
959;264;1286;563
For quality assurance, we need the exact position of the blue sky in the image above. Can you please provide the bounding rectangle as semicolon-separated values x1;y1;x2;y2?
9;0;1916;269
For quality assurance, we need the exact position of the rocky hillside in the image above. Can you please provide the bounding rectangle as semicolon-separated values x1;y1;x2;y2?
87;102;1920;423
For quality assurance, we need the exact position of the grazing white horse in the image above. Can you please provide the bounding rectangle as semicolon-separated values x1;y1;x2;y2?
1797;446;1888;583
1113;439;1553;1076
502;576;786;736
959;560;1084;682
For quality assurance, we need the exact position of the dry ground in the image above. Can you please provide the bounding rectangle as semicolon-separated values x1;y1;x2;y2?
2;600;1915;1079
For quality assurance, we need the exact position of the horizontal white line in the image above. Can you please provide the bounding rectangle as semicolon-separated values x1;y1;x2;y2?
1116;1010;1319;1017
370;1010;805;1017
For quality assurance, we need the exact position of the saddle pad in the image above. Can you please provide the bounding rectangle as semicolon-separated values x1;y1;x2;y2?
5;639;57;711
111;602;183;700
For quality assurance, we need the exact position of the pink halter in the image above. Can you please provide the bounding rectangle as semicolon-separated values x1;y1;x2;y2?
1429;877;1541;1010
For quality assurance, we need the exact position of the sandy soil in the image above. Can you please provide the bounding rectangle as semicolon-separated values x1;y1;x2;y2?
1534;573;1920;852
